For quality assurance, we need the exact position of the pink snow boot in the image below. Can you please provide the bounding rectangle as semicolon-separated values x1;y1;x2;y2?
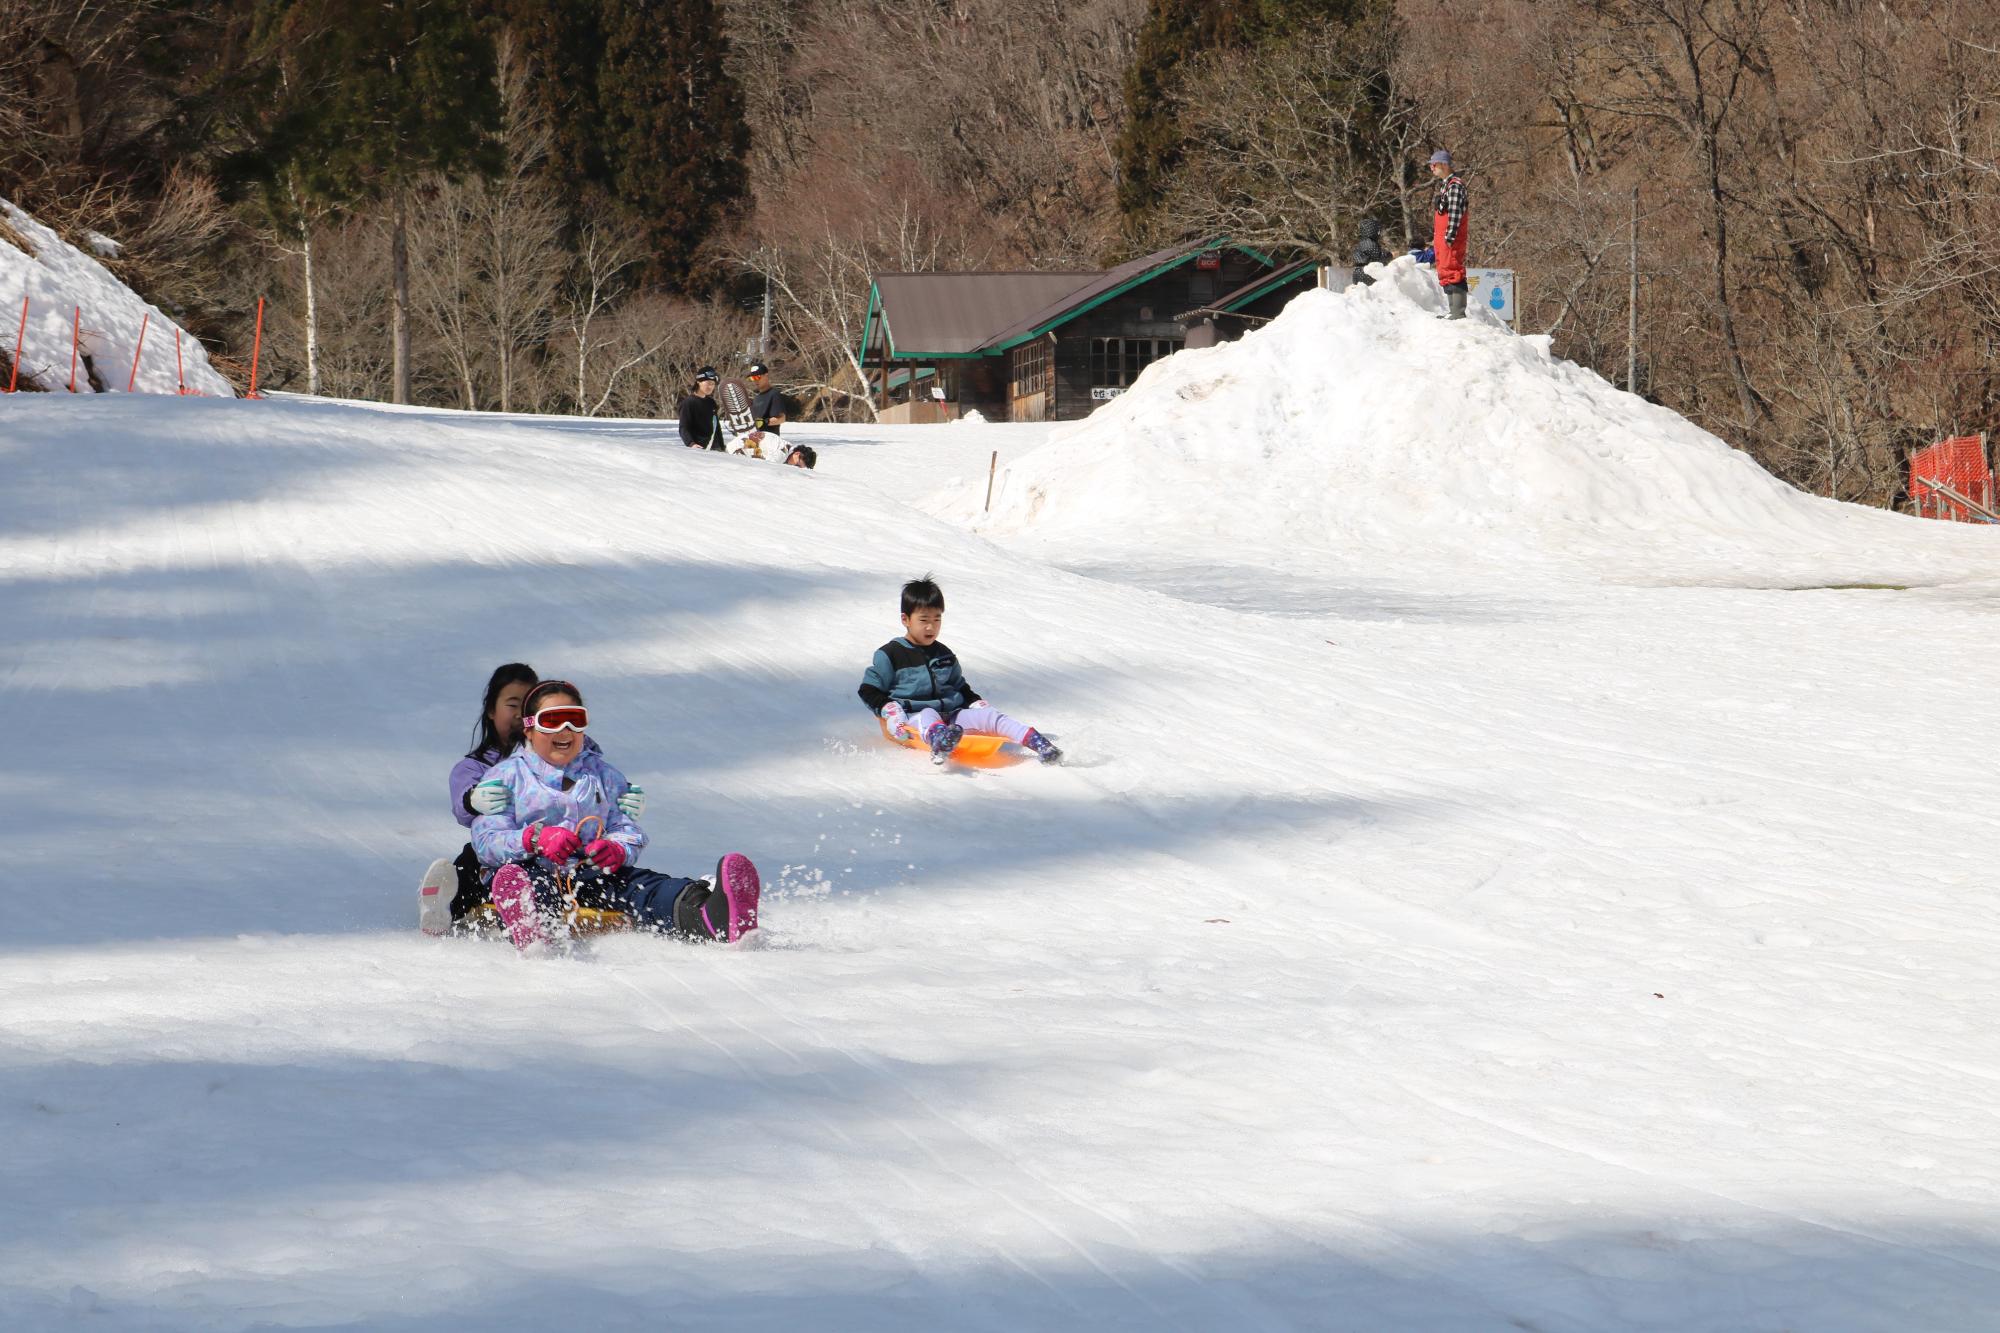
489;863;549;953
675;853;760;943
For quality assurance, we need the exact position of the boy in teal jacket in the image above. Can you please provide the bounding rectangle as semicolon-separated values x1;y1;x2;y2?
858;576;1062;765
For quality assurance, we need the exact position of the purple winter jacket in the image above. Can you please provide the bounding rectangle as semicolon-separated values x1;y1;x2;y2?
449;738;605;828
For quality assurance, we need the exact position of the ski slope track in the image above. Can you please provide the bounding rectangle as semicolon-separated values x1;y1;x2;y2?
3;316;1999;1330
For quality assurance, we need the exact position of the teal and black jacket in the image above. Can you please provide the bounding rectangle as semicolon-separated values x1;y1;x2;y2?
858;637;979;716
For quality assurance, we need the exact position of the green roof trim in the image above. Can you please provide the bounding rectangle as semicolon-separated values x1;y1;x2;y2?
978;240;1274;357
855;283;879;372
1219;262;1319;313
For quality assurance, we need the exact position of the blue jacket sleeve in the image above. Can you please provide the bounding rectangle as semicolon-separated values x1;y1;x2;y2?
858;648;896;714
448;754;489;829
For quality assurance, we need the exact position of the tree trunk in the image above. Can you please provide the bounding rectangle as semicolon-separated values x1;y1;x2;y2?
392;185;411;405
301;222;321;397
1701;133;1765;430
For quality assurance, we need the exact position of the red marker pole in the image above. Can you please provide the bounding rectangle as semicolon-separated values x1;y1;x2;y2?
127;313;149;393
6;295;26;392
175;327;186;395
68;305;80;391
246;296;265;399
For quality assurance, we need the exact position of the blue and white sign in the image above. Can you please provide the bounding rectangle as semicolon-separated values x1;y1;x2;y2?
1468;268;1516;328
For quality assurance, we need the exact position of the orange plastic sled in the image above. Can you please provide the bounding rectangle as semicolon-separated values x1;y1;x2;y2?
880;719;1014;766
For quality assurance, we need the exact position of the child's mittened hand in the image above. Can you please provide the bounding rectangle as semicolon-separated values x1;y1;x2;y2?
531;826;583;863
469;780;511;816
617;786;646;819
583;839;627;873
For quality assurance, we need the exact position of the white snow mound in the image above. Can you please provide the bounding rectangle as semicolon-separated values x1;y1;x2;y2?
928;258;1984;584
0;196;233;396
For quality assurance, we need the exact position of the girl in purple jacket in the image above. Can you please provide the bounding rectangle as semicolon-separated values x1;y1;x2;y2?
473;680;760;952
418;663;647;935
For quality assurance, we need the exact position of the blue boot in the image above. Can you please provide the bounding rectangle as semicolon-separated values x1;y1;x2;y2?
926;721;963;765
1023;729;1064;765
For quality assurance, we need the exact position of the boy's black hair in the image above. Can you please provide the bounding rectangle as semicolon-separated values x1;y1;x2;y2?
470;662;537;758
900;575;945;617
787;444;817;469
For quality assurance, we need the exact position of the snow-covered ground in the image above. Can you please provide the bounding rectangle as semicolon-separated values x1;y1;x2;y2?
1;197;233;397
4;276;2000;1332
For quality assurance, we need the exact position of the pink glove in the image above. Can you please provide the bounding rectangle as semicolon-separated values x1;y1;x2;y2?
583;839;627;873
525;825;582;863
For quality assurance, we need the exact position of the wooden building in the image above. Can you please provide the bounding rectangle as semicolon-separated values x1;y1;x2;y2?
856;240;1320;424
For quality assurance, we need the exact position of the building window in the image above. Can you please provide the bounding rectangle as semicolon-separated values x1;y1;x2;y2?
1011;340;1050;399
1090;337;1181;389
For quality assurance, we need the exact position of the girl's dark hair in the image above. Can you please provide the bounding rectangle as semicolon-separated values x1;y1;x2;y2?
522;679;584;716
901;575;945;616
469;662;537;759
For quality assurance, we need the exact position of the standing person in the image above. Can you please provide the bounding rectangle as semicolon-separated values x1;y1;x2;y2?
1350;217;1392;287
746;362;787;436
1428;149;1471;319
677;366;726;451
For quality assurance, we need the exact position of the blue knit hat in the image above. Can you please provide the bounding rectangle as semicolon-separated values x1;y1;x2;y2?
1428;150;1453;166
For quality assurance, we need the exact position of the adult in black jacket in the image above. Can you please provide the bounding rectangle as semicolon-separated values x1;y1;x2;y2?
676;367;725;450
1351;218;1392;287
747;362;788;435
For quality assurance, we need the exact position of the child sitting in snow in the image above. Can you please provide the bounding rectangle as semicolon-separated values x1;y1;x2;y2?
418;663;646;935
857;576;1062;765
468;679;760;950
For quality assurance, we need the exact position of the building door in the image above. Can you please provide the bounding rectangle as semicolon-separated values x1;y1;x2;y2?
1009;340;1051;422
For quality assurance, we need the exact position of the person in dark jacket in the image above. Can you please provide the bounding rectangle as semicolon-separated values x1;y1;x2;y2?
676;367;725;450
857;576;1062;765
746;362;787;435
1350;218;1392;287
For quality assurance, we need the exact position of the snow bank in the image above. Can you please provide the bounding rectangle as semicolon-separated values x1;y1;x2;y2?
0;197;234;396
928;258;1984;584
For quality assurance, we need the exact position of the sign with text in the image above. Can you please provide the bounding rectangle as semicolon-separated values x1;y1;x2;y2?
1468;269;1517;327
1090;386;1124;401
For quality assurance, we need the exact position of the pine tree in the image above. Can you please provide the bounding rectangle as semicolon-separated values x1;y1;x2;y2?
1115;0;1379;230
596;0;749;291
246;0;501;403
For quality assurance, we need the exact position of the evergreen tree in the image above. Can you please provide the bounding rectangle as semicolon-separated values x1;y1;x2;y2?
242;0;501;403
596;0;749;291
1115;0;1377;229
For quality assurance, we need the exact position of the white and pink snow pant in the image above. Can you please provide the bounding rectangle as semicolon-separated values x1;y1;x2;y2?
905;704;1034;744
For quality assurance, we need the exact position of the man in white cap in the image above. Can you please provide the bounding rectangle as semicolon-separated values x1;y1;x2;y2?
1428;150;1470;320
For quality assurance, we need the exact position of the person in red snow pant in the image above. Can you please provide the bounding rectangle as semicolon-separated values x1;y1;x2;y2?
1428;149;1470;319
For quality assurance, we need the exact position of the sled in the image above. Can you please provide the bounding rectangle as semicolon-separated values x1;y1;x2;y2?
720;377;758;440
459;902;633;937
879;718;1014;766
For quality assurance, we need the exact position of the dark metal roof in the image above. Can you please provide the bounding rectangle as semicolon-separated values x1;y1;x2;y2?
874;272;1092;355
1177;257;1322;323
972;242;1214;351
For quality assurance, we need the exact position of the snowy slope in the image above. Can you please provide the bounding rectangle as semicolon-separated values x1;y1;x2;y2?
927;259;1984;588
3;390;2000;1332
0;198;234;396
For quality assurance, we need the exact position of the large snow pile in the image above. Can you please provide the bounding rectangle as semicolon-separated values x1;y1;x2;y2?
0;197;234;396
929;258;1983;585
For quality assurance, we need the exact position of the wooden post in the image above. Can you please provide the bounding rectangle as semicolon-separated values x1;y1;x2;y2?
247;296;265;399
126;313;150;392
68;306;80;391
984;449;998;512
6;295;26;392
